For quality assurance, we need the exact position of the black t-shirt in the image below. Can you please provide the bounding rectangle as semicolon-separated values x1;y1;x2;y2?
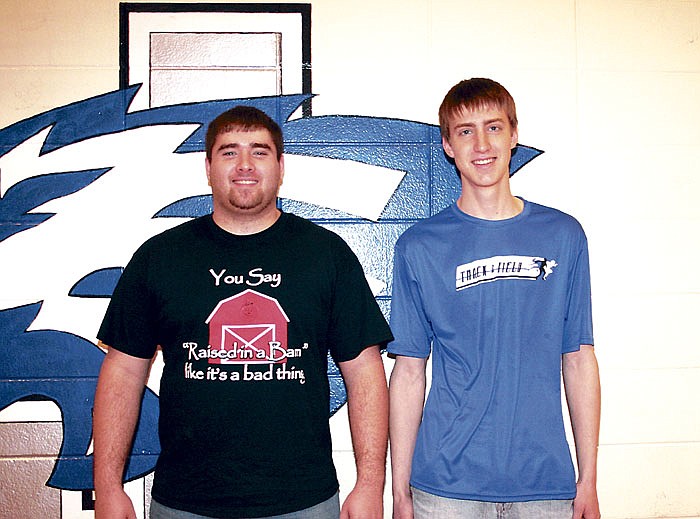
98;212;393;517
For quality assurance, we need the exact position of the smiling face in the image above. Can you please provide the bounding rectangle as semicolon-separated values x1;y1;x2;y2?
205;126;284;234
442;105;518;193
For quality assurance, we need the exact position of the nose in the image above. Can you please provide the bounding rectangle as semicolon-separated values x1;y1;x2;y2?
474;130;490;152
236;151;254;172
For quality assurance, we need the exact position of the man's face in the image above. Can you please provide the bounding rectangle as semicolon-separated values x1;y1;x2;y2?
442;105;518;192
205;127;284;223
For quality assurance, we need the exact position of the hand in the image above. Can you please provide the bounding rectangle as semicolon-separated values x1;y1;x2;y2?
572;480;600;519
94;487;137;519
340;484;384;519
392;489;414;519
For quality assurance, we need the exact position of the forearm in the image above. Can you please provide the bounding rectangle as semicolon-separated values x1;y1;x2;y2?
563;345;601;484
93;346;150;494
344;347;389;490
388;356;426;498
337;346;389;518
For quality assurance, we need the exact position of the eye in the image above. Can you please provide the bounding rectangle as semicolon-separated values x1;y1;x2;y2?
459;128;472;135
488;125;502;132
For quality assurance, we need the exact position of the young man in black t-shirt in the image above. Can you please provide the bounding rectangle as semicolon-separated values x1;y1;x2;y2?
93;106;392;519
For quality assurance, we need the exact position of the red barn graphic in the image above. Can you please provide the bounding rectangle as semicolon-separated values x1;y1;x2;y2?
205;289;290;365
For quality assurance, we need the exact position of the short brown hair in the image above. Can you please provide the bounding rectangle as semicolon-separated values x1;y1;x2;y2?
438;78;518;139
205;106;284;160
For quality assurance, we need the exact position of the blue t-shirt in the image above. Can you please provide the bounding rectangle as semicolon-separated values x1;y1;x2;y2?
388;199;594;502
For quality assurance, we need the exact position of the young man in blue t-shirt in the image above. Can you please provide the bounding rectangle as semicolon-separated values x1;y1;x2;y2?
388;78;601;519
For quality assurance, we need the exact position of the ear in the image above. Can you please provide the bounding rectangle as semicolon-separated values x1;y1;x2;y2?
442;136;455;159
278;154;285;186
510;127;519;150
205;157;212;186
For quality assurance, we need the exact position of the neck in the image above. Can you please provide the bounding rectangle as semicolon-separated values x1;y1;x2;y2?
457;189;523;220
212;208;282;236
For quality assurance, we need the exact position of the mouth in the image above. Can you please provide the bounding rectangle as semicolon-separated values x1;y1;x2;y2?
233;179;258;185
472;158;496;166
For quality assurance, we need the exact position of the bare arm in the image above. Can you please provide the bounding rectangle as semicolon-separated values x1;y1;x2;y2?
562;345;601;519
337;345;389;519
388;355;427;519
93;344;152;519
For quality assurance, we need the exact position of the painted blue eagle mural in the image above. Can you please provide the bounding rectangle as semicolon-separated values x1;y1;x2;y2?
0;86;542;491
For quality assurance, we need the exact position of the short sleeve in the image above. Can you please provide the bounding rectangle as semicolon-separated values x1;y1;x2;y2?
97;243;160;359
326;236;393;363
386;238;432;358
562;228;594;353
